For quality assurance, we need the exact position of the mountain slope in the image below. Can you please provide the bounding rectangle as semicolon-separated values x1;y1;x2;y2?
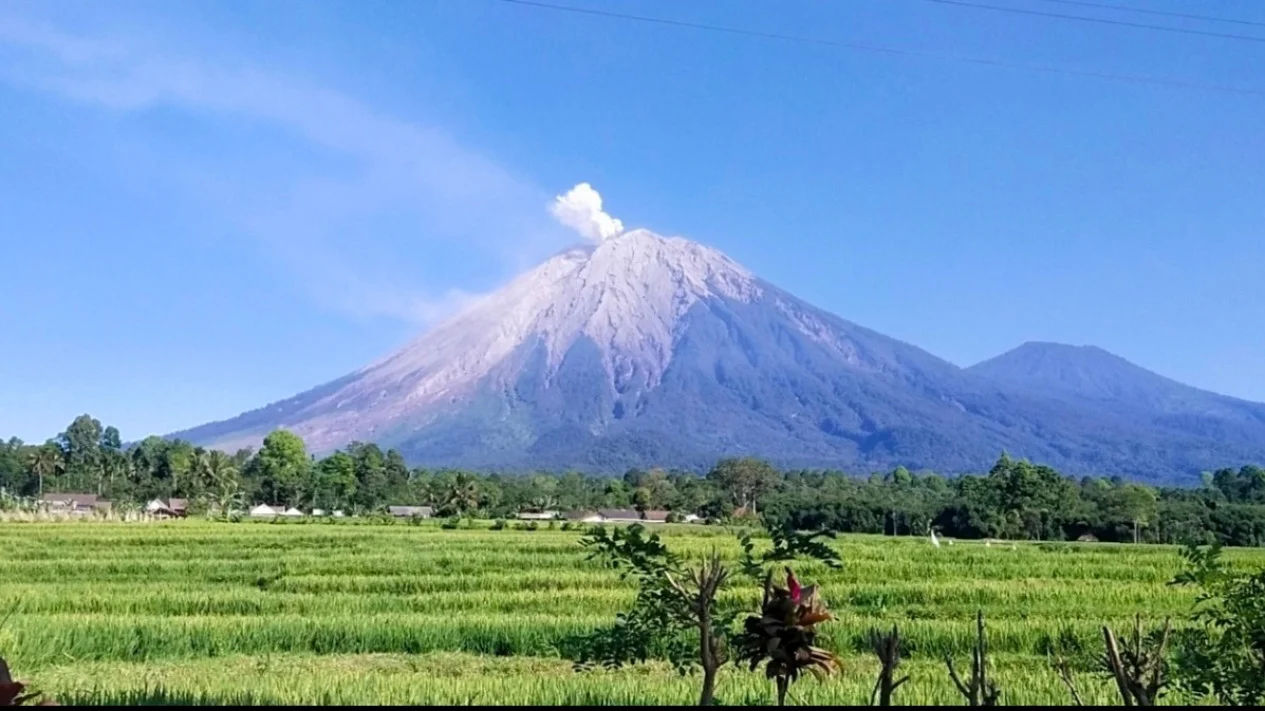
171;231;1265;483
969;342;1265;445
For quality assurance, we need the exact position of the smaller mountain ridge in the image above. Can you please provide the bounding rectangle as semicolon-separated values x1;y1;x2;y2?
970;341;1247;405
968;341;1265;444
969;341;1193;403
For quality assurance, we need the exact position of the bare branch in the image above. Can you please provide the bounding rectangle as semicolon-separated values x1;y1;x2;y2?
946;657;971;698
1052;656;1085;706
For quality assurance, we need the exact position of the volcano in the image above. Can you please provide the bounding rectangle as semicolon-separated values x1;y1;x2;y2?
172;229;1265;483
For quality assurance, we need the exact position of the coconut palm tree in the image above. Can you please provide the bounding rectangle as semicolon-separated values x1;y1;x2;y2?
196;450;243;518
443;473;481;515
100;450;131;496
27;445;63;498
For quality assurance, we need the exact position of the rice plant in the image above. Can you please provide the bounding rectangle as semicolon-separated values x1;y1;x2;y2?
0;521;1260;705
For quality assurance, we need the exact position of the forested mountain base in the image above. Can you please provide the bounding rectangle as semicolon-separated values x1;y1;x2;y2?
3;415;1264;546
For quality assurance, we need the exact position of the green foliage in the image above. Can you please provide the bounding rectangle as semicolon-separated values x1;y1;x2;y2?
195;450;243;519
247;430;309;508
5;416;1265;553
1169;541;1226;588
736;515;842;580
1169;543;1265;704
581;524;678;586
1210;465;1265;504
25;445;62;497
572;524;692;672
314;452;357;513
708;457;780;515
58;414;102;492
347;442;388;511
575;524;743;697
439;473;481;517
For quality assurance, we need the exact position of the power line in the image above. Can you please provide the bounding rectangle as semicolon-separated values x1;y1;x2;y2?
496;0;882;50
492;0;1264;98
917;0;1265;44
1035;0;1265;29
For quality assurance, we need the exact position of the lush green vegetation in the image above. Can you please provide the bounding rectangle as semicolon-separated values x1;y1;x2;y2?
3;520;1264;705
3;414;1264;547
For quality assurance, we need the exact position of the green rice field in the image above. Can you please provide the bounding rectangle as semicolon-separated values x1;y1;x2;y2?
3;520;1262;705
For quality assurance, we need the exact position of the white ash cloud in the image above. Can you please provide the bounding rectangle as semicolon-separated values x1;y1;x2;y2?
550;182;624;243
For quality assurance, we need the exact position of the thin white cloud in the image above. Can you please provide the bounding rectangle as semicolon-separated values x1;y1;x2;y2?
550;182;624;243
338;281;485;328
0;11;566;326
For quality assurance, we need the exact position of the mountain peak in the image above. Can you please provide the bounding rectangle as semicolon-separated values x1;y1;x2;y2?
582;228;759;301
1012;341;1114;357
180;229;766;456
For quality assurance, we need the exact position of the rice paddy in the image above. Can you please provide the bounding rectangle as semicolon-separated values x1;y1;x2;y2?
3;520;1262;705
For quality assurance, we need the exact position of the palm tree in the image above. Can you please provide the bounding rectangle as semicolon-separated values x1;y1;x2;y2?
27;446;63;497
443;473;480;515
99;451;131;497
191;450;212;487
196;450;242;518
206;451;238;485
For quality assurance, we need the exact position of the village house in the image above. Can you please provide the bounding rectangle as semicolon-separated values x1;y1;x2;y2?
248;504;305;518
515;509;560;520
40;493;111;516
387;505;433;519
564;510;604;523
596;508;644;523
145;498;188;518
563;509;674;524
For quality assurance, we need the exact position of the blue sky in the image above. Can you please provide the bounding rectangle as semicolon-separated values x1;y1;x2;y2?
1;0;1262;443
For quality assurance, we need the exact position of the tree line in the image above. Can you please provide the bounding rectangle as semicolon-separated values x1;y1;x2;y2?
1;414;1262;546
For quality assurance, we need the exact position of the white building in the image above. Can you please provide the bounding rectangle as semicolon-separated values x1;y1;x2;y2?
249;504;281;518
515;510;560;520
145;498;189;517
564;509;671;524
387;505;433;518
